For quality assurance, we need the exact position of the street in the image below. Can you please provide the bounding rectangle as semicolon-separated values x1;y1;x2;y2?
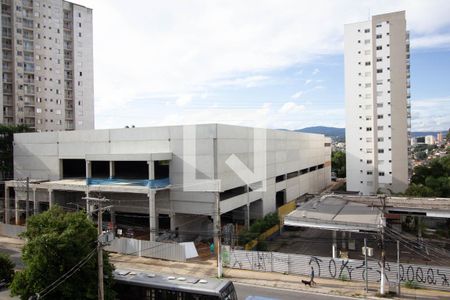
235;283;353;300
0;244;23;269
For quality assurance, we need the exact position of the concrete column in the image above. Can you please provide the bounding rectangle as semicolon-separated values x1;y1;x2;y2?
332;230;337;258
33;188;38;215
148;161;155;180
149;190;156;241
14;196;19;225
5;186;10;224
85;160;91;179
48;190;54;209
341;231;347;250
245;204;250;230
109;161;115;179
169;212;176;231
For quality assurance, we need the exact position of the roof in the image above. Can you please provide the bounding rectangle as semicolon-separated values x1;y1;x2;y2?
284;194;382;232
113;269;230;295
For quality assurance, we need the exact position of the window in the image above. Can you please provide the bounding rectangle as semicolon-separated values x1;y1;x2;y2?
364;39;370;44
367;160;373;164
79;72;82;76
366;148;373;153
364;29;370;33
378;137;384;142
377;69;383;73
377;80;383;85
366;127;372;132
379;172;385;176
376;46;382;50
36;108;42;113
365;83;371;88
365;61;371;66
378;149;384;153
376;34;382;39
365;116;372;121
376;24;382;28
377;126;384;130
377;103;383;108
376;57;382;62
377;115;383;119
367;171;373;175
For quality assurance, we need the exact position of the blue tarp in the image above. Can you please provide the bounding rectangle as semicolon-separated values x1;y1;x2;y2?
86;177;170;188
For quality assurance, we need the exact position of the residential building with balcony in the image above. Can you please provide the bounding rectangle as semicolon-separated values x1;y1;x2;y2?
3;124;331;241
344;11;410;195
0;0;93;131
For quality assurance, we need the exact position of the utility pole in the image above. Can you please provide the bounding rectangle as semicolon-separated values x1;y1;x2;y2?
215;191;222;278
25;177;29;223
397;240;401;296
379;195;386;296
83;196;111;300
364;238;368;293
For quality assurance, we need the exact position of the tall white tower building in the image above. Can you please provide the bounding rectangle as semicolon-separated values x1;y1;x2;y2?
1;0;94;131
344;11;410;195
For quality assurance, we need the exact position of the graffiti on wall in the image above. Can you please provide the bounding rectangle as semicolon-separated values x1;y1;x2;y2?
224;249;450;290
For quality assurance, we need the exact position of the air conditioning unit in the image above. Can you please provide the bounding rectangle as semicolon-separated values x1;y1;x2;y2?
362;246;373;257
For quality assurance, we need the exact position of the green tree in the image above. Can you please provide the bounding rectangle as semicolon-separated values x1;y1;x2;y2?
406;156;450;198
0;253;15;285
404;183;435;197
0;125;33;180
10;206;115;300
331;151;346;178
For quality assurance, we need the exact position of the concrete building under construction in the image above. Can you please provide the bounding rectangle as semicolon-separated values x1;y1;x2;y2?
3;124;331;241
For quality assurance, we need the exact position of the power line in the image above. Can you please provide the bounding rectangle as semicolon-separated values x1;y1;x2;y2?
35;246;97;299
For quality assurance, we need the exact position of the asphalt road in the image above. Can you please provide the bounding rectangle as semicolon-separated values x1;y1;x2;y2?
235;283;353;300
0;245;23;269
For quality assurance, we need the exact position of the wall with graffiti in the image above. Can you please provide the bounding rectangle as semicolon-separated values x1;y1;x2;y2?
222;249;450;291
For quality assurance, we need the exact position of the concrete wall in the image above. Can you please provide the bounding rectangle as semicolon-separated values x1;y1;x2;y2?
13;124;331;219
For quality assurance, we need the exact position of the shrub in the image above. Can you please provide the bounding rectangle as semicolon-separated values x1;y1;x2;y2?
0;253;15;285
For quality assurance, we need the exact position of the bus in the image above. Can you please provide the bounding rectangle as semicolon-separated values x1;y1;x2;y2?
114;269;238;300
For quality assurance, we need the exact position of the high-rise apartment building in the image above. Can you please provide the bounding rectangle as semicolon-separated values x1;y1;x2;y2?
1;0;93;131
344;11;410;195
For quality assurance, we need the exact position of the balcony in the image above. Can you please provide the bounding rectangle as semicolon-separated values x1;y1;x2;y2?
23;19;33;29
22;0;33;8
2;40;12;50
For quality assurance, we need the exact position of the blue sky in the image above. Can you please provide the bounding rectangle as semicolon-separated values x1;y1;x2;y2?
75;0;450;132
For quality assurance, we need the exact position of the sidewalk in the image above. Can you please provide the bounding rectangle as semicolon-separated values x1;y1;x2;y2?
2;235;450;299
110;253;450;299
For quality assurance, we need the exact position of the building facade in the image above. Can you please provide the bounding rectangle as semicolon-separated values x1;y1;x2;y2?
1;0;93;131
3;124;331;241
345;11;410;195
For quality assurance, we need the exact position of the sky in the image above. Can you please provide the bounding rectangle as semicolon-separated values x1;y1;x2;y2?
74;0;450;132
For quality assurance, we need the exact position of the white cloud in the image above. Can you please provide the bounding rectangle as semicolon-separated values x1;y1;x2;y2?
279;102;306;114
175;95;193;107
67;0;450;129
291;91;304;99
411;33;450;49
411;97;450;131
304;79;313;85
312;68;320;75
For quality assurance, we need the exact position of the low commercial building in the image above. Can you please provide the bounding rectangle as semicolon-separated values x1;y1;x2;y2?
3;124;331;241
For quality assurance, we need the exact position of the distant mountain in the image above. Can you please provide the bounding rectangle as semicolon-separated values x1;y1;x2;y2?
295;126;447;140
295;126;345;139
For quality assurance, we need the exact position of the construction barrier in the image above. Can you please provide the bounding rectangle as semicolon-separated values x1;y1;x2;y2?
224;248;450;291
105;237;186;262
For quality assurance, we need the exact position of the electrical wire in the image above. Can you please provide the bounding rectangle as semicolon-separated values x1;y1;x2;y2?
36;246;97;299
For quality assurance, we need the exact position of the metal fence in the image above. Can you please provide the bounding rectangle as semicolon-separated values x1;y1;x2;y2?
105;237;186;262
223;249;450;291
0;223;25;238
